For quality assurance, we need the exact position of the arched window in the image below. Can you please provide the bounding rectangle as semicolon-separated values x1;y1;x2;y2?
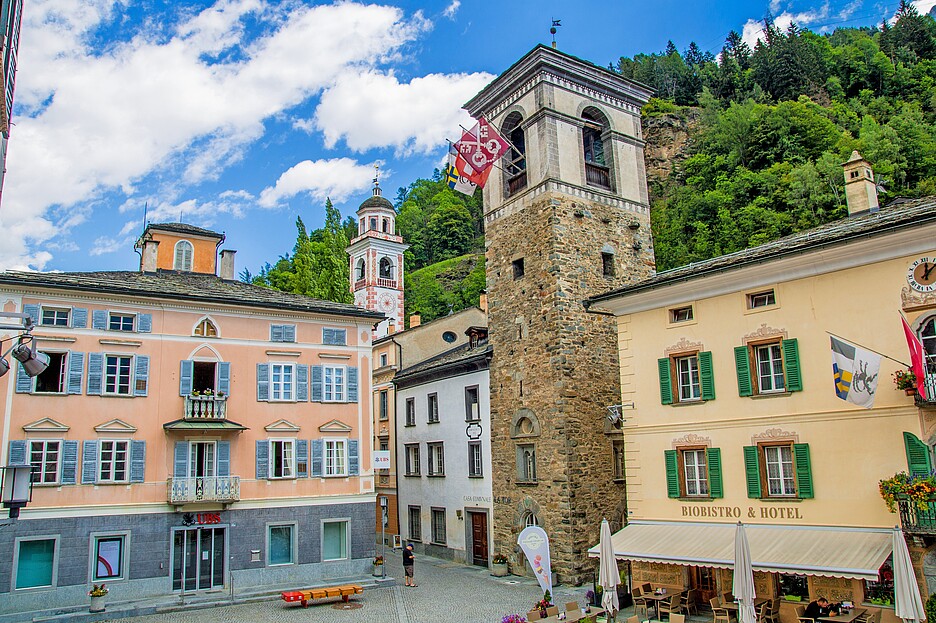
382;218;390;233
369;217;378;231
501;112;526;197
355;258;366;282
359;218;365;234
379;257;394;280
522;511;539;528
921;316;936;378
194;318;218;337
174;240;194;271
582;107;612;190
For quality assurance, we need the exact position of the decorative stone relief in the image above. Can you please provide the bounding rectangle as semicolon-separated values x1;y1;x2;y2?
665;337;704;356
672;433;711;448
901;286;936;312
743;323;788;342
751;428;799;444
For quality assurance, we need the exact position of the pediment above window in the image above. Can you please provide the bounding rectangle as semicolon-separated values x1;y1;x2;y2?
94;419;138;434
264;419;301;433
319;419;353;433
22;417;70;433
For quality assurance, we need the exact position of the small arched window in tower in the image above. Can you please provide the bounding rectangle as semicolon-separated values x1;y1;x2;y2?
355;258;366;283
359;218;365;234
379;257;394;281
601;245;616;278
501;111;526;198
582;107;612;190
174;240;194;271
194;318;218;337
369;217;378;231
382;218;390;233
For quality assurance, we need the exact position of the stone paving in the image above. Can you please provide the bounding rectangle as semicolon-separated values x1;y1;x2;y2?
105;554;608;623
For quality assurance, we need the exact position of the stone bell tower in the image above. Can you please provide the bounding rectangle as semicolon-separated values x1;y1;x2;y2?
464;45;655;584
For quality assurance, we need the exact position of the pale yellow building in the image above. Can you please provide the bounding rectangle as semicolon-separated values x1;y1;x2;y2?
586;187;936;621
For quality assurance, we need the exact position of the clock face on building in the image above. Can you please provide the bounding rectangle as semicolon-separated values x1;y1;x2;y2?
908;257;936;293
378;293;395;312
354;290;366;307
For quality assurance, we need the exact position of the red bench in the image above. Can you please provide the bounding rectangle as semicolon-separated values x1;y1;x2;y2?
281;584;363;607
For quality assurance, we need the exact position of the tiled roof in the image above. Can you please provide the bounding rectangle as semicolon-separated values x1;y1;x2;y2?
145;223;224;238
0;269;386;319
586;195;936;306
395;342;492;384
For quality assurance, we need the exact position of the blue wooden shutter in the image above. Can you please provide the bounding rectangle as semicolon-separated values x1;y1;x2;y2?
174;442;188;477
793;443;814;498
296;440;308;478
707;447;723;498
699;351;716;401
217;362;231;396
311;365;323;402
256;363;270;401
348;440;359;476
72;308;88;328
270;325;284;342
179;360;194;395
782;338;803;392
743;445;762;498
82;440;98;484
296;364;309;402
664;450;680;498
130;440;146;482
134;355;149;396
61;440;79;484
67;352;84;395
216;441;230;477
323;328;337;345
137;313;152;333
657;358;673;405
347;367;358;403
15;360;32;393
255;440;269;479
311;439;324;477
87;353;104;395
283;325;296;343
22;304;40;325
734;346;753;397
92;310;107;330
8;440;27;465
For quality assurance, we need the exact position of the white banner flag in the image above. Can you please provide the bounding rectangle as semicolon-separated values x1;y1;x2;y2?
830;336;882;409
517;525;553;595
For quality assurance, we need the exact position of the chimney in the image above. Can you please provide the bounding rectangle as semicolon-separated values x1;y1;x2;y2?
409;313;421;328
387;319;396;335
842;151;879;216
478;291;488;314
219;249;236;280
141;240;159;272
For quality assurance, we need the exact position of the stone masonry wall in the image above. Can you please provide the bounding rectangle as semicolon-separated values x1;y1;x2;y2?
487;188;654;585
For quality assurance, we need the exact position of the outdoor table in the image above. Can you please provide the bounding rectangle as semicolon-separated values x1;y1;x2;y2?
724;598;770;611
817;609;867;623
538;606;606;623
641;592;673;618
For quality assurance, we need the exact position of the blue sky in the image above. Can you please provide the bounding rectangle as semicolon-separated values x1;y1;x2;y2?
1;0;933;275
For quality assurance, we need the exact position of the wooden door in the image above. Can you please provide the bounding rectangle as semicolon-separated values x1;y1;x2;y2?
690;566;718;605
470;512;488;566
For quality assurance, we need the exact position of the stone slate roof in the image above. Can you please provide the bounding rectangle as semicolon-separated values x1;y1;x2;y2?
0;269;386;320
394;341;492;387
585;195;936;307
357;194;394;213
145;222;224;239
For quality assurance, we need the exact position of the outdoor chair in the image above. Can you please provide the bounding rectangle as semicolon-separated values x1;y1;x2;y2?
642;583;653;593
867;610;882;623
757;602;770;623
633;586;644;598
684;589;700;616
723;592;735;604
546;606;560;617
796;605;814;623
794;605;807;619
660;594;685;619
527;610;542;621
628;616;639;623
670;614;686;623
566;602;581;614
711;597;736;623
763;599;781;623
634;602;650;620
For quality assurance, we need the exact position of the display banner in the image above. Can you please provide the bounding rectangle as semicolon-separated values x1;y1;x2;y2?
517;525;553;595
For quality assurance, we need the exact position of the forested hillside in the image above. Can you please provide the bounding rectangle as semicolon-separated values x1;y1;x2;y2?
247;2;936;320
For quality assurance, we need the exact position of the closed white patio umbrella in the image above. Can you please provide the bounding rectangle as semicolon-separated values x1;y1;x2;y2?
733;522;758;623
599;518;621;618
893;526;926;623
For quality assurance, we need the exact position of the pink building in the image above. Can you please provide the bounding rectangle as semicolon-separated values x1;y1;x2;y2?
0;223;383;619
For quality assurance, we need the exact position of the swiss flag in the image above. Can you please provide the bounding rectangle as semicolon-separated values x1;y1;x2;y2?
902;315;928;400
455;153;492;188
454;118;510;175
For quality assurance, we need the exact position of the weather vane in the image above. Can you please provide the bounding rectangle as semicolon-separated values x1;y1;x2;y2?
373;162;380;194
550;19;561;49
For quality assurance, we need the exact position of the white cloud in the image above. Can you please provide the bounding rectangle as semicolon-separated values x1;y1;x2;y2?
258;158;380;208
741;4;830;49
90;236;128;256
910;0;936;16
312;70;493;155
443;1;461;19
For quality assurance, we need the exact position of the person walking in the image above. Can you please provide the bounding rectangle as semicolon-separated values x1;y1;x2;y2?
403;543;417;587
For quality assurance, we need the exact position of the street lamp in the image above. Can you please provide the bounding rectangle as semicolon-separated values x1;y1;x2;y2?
1;464;35;518
0;312;48;379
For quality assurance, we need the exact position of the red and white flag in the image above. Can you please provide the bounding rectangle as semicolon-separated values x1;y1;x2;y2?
902;314;928;400
455;118;510;175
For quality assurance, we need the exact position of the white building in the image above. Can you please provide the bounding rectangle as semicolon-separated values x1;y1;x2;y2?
394;326;493;566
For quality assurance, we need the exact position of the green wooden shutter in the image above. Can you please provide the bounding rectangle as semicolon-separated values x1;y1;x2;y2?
699;351;715;401
743;445;762;498
782;338;803;392
658;358;673;405
707;448;723;498
664;450;680;498
793;443;814;498
734;346;753;396
904;432;932;477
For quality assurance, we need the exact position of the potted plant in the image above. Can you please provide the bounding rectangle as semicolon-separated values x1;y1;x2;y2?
502;615;528;623
372;555;384;576
879;471;936;511
534;591;554;618
894;369;918;395
89;583;108;613
492;553;509;577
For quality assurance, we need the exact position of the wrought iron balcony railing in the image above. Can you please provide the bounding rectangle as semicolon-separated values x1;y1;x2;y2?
168;476;240;504
897;498;936;534
914;375;936;408
184;395;227;420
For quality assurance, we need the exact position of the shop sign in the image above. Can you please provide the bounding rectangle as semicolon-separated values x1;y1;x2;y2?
181;512;223;526
681;505;804;520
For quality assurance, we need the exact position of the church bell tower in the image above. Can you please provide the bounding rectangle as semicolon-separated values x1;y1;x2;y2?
465;45;655;583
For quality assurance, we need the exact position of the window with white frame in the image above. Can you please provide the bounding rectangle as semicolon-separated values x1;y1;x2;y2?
325;439;348;476
34;352;67;394
40;307;70;327
427;442;444;476
270;364;295;401
322;519;349;561
194;318;218;337
30;440;61;484
468;441;482;477
682;448;709;496
174;240;194;271
104;354;133;395
431;508;446;544
747;289;776;309
754;343;786;393
676;354;702;402
427;393;439;423
14;537;58;590
405;444;420;476
108;313;135;332
269;439;296;479
324;366;345;402
764;445;796;496
92;534;126;581
98;440;129;483
268;524;296;566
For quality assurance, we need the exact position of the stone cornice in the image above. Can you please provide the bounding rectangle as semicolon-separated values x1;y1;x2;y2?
484;179;650;226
